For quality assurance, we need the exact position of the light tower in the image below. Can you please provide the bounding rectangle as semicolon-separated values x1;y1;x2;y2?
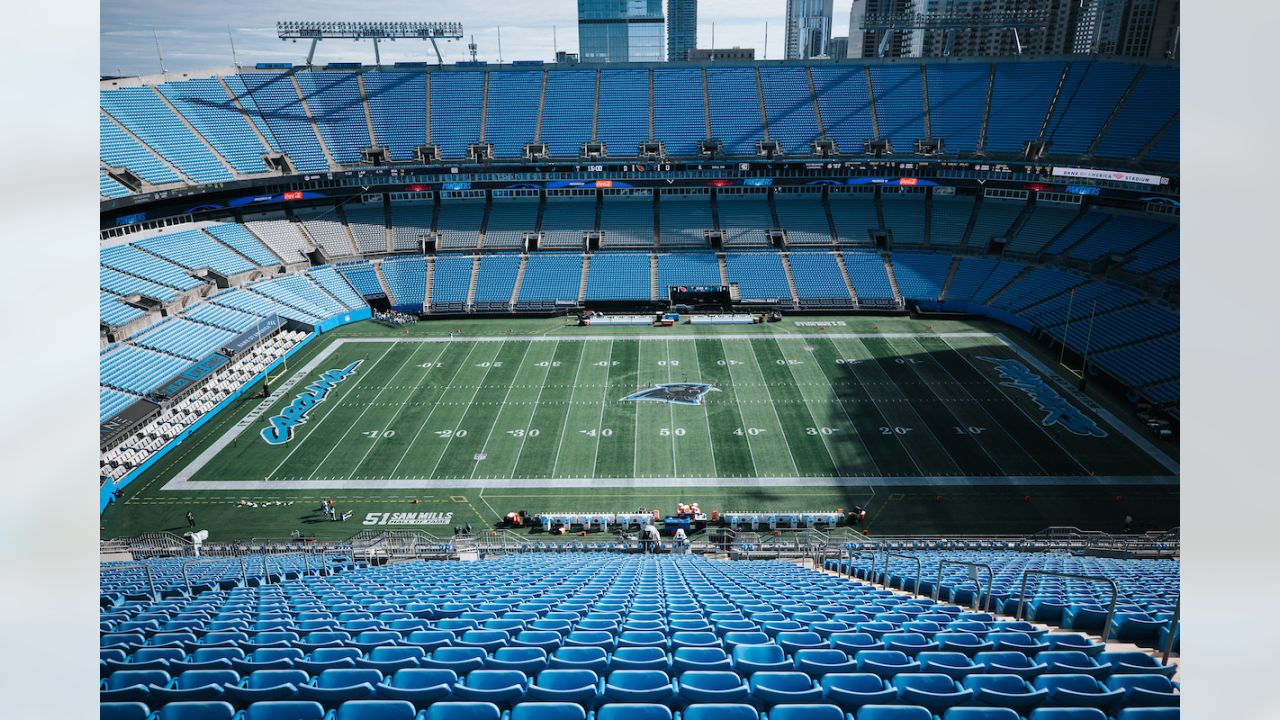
276;21;464;65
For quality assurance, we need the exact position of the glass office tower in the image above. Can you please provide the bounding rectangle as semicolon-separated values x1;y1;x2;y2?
578;0;666;63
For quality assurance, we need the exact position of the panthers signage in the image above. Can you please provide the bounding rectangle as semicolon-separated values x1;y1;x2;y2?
260;360;362;445
978;356;1107;438
623;383;718;406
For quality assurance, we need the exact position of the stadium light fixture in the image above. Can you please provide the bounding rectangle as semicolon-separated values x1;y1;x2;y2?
277;20;464;65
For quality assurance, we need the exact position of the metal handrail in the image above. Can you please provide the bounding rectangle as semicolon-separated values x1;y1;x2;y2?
884;553;923;596
102;562;158;601
933;560;995;613
844;547;879;582
1160;596;1179;665
1016;570;1119;643
182;556;248;595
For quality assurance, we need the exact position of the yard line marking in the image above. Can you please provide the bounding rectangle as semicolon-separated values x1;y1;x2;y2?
663;339;678;477
305;341;435;480
881;335;1011;476
690;338;719;479
901;335;1046;476
510;339;561;475
550;340;589;479
387;342;482;479
716;337;763;477
345;342;450;479
796;339;882;477
741;338;804;476
771;338;843;476
468;341;535;479
426;340;516;480
588;339;614;476
264;343;398;480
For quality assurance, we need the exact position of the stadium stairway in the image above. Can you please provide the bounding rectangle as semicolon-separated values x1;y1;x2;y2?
578;256;590;304
424;258;435;309
833;254;859;305
374;261;399;306
289;74;339;170
982;266;1032;305
938;257;961;301
882;256;905;307
510;257;529;309
465;257;481;310
779;255;802;307
1084;68;1147;160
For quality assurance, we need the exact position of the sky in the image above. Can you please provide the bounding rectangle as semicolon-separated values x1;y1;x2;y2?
101;0;858;76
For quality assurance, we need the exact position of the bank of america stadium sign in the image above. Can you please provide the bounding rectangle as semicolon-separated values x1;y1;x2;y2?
260;360;362;445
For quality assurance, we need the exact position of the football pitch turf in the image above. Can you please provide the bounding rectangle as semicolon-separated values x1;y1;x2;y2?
101;316;1178;541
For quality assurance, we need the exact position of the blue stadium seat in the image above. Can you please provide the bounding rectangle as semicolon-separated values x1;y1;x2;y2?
425;648;488;675
680;703;759;720
748;671;824;706
818;673;896;711
1097;652;1177;678
917;652;982;680
892;673;973;713
102;669;170;702
527;668;601;706
594;704;674;720
1035;651;1109;678
422;701;504;720
224;669;309;704
672;648;733;673
732;645;791;677
451;669;529;707
295;668;381;707
853;651;921;679
1105;675;1180;707
830;634;880;655
1027;710;1109;720
550;647;610;674
486;647;548;675
100;702;152;720
152;701;236;720
942;709;1022;720
882;633;940;656
603;670;677;705
611;647;671;672
989;632;1050;655
974;651;1048;680
677;670;751;704
1034;673;1124;709
761;704;846;720
332;700;418;720
1043;634;1105;658
1114;710;1180;720
855;706;934;720
510;702;587;720
375;668;457;707
150;669;238;703
356;646;426;673
962;674;1048;712
238;702;326;720
793;649;857;677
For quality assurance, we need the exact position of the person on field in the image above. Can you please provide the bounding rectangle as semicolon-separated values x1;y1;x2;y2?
186;511;195;529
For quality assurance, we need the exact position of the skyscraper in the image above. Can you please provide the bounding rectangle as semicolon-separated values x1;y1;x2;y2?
577;0;666;63
667;0;697;61
785;0;834;59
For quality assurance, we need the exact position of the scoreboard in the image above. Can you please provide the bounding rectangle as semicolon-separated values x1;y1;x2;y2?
670;285;732;305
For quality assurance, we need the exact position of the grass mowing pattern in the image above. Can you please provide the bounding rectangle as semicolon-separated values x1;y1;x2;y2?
184;334;1170;483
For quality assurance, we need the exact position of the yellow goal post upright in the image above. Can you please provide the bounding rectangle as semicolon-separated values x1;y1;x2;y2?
1058;288;1098;382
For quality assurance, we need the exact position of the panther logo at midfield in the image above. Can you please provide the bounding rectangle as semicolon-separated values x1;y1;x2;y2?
623;383;719;406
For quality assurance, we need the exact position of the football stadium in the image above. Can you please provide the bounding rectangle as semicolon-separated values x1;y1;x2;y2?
97;19;1181;720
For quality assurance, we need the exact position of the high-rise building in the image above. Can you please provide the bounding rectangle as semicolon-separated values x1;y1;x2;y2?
577;0;666;63
785;0;835;59
1074;0;1178;58
848;0;920;59
667;0;697;62
827;36;849;60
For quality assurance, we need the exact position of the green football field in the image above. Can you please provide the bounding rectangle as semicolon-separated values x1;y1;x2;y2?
101;316;1179;541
